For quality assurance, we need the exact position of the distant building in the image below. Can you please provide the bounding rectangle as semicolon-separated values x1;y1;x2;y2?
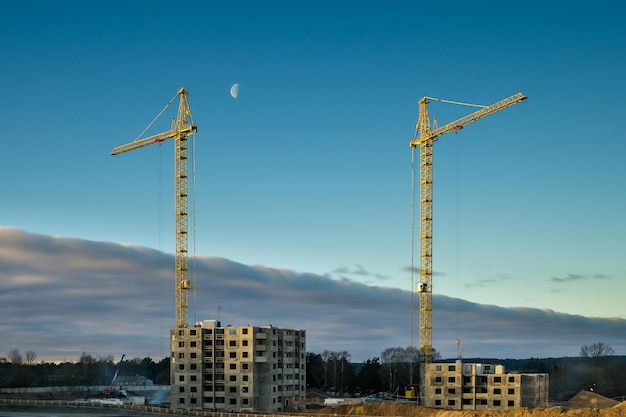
170;320;306;412
423;361;548;410
116;375;154;386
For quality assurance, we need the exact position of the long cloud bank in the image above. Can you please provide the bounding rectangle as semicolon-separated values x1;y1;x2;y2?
1;226;624;363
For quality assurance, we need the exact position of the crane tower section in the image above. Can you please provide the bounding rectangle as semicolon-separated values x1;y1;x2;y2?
111;88;197;328
409;92;526;365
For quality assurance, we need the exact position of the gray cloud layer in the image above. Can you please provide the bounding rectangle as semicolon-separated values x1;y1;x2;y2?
1;227;625;363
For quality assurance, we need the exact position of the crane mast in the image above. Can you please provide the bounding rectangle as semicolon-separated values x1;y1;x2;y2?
409;92;526;392
111;88;197;328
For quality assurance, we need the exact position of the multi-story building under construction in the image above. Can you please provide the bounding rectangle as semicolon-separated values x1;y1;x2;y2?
423;361;548;410
170;320;306;412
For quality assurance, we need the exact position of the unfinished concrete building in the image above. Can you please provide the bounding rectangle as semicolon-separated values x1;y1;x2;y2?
423;361;548;410
170;320;306;412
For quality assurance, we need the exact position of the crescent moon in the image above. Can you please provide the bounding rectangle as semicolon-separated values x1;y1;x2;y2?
230;83;239;99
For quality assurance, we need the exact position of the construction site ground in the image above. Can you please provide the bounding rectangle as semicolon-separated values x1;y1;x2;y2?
316;401;626;417
3;395;626;417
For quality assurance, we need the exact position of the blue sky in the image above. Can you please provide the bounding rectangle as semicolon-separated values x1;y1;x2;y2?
1;1;625;362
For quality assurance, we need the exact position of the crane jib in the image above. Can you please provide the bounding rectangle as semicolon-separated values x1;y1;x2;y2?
410;92;526;147
109;126;197;156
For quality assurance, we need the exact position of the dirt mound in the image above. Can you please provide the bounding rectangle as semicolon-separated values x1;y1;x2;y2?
317;401;626;417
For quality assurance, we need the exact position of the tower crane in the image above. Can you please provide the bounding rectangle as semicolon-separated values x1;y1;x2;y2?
111;88;197;328
409;92;526;391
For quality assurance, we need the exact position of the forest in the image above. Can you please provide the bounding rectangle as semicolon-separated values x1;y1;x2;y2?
1;343;624;402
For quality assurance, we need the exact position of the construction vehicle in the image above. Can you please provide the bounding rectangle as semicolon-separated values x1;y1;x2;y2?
103;354;127;398
409;92;527;401
110;88;197;328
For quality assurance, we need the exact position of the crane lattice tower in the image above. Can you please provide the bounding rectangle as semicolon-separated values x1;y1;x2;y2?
111;88;197;328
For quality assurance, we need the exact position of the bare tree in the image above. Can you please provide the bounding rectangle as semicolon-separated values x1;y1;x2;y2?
381;346;441;394
321;350;332;390
338;350;351;394
319;350;353;395
25;350;36;365
99;354;114;363
329;351;339;393
8;349;23;364
381;347;406;393
80;352;96;364
580;342;615;358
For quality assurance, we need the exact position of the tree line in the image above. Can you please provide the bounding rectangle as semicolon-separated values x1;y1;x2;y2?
0;351;170;388
305;343;625;401
2;343;624;402
305;346;441;397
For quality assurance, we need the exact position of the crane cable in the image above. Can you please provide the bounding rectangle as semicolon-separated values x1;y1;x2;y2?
424;97;487;108
410;145;416;375
132;92;179;142
192;130;198;326
409;112;423;384
157;144;164;358
454;134;461;353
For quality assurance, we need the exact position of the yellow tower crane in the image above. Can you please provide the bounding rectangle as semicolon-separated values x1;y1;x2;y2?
111;88;197;328
409;92;526;392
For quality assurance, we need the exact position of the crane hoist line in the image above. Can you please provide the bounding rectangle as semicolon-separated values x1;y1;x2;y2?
409;92;526;367
110;88;198;329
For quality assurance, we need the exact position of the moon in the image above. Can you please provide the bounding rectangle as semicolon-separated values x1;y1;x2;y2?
230;83;239;99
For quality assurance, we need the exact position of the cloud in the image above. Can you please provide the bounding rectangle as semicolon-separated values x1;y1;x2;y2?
402;265;446;276
1;226;625;363
331;264;389;281
551;273;611;283
465;274;511;289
